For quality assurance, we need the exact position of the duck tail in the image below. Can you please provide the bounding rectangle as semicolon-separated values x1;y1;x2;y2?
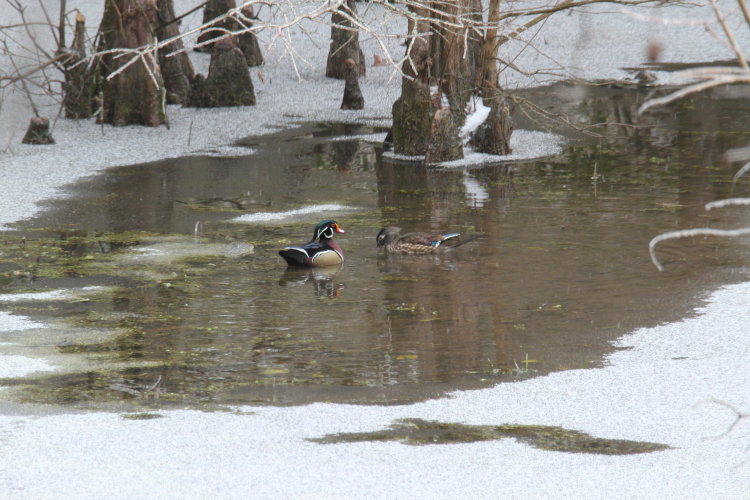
431;233;462;248
440;233;476;251
279;247;311;266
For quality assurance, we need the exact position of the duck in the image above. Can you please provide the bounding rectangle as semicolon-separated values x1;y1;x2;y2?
376;226;461;254
279;220;345;267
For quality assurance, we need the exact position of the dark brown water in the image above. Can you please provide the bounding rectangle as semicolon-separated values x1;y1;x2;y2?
2;82;750;409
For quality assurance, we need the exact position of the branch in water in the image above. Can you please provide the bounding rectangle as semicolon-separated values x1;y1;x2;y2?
649;227;750;272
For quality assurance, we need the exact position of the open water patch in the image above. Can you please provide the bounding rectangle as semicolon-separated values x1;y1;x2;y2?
0;84;749;409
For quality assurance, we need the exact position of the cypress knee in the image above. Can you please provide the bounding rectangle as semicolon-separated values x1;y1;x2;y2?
341;59;364;110
189;37;255;107
22;117;55;145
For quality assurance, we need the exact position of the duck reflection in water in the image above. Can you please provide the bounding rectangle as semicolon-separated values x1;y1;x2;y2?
278;265;345;298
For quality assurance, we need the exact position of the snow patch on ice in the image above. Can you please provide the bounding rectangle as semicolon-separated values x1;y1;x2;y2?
232;204;354;224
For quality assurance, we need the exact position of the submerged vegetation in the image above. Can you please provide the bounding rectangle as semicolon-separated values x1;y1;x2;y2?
309;418;672;455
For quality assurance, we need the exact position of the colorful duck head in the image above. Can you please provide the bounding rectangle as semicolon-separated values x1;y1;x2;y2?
313;220;345;242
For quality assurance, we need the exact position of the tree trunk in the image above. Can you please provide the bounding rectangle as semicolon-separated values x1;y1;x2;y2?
62;12;92;119
189;37;255;107
391;30;432;156
155;0;195;104
326;0;364;79
469;97;513;154
426;105;463;164
391;2;470;162
431;0;482;125
99;0;167;127
471;0;513;155
196;0;236;52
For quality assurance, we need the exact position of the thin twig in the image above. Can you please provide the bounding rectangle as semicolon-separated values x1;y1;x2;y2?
697;399;750;440
639;74;750;114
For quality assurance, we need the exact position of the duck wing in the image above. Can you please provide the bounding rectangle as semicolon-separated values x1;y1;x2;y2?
400;232;460;248
279;245;312;266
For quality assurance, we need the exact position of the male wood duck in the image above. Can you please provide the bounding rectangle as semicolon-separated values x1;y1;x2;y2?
376;226;461;254
279;220;345;267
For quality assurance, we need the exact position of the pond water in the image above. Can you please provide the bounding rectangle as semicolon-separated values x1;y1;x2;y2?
1;81;750;410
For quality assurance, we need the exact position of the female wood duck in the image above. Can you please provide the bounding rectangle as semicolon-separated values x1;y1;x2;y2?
376;226;461;254
279;220;345;267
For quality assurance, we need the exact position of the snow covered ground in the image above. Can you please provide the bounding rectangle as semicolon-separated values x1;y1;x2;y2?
1;1;749;497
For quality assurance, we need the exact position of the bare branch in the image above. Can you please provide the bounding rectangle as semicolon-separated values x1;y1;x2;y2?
739;0;750;26
56;0;65;50
705;197;750;211
709;0;748;71
732;162;750;185
639;72;750;114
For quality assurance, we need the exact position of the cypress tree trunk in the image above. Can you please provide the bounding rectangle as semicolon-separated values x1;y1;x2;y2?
470;0;513;155
196;0;236;52
391;31;432;156
430;0;482;124
100;0;167;126
391;2;470;162
326;0;364;79
390;0;512;159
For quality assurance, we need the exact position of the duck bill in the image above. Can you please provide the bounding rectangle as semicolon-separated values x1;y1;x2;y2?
334;224;345;233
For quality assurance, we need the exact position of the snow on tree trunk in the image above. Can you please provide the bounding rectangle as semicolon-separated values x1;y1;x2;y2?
469;94;513;155
156;0;195;105
100;0;167;127
326;0;365;79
